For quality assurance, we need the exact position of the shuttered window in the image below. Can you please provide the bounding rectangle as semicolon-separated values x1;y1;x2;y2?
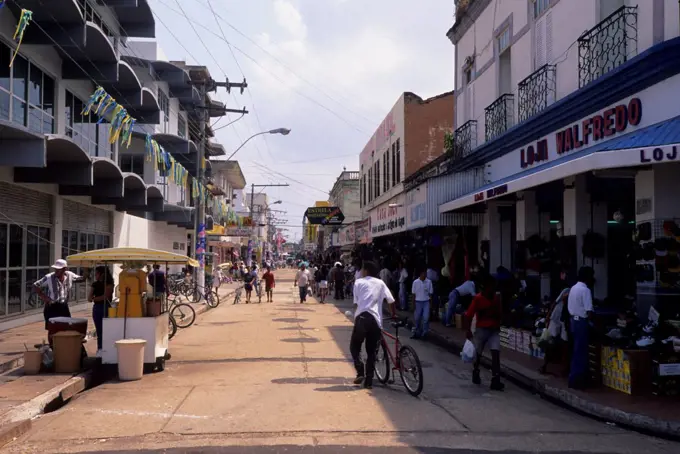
535;11;553;69
0;182;52;225
62;200;112;233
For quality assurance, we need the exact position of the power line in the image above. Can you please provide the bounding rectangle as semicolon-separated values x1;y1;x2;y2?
154;0;370;136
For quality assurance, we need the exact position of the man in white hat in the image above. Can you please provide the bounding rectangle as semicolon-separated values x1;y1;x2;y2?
34;259;84;330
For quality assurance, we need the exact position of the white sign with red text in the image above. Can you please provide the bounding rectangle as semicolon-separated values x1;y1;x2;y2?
370;194;406;237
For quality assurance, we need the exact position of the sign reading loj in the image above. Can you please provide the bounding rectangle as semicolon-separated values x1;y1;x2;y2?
304;206;345;225
639;145;679;164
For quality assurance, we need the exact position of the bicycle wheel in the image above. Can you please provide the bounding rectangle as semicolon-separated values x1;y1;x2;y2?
171;303;196;328
181;283;200;303
374;339;390;384
205;290;220;308
168;315;178;340
398;345;424;396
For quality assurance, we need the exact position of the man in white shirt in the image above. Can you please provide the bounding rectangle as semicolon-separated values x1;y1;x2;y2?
444;279;476;327
567;266;595;390
351;260;395;389
34;259;84;331
294;264;311;304
411;269;433;339
379;263;392;288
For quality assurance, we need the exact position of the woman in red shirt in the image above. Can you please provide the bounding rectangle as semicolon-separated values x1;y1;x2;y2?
262;267;276;303
465;275;504;391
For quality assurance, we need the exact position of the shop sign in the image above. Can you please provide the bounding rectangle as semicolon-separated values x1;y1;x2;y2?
472;183;508;203
339;224;356;246
226;227;251;237
355;219;372;244
639;145;679;163
519;98;642;170
406;183;428;230
370;195;406;237
304;206;345;225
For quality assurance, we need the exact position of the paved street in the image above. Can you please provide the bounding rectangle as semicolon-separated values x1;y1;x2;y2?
5;270;679;454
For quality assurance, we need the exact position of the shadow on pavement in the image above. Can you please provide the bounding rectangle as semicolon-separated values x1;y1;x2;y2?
279;326;317;331
172;356;350;365
280;337;320;343
72;447;622;454
271;376;348;385
272;318;308;323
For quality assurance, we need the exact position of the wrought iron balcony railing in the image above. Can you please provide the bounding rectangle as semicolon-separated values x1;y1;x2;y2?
578;6;638;88
485;94;514;142
517;64;556;123
452;120;477;159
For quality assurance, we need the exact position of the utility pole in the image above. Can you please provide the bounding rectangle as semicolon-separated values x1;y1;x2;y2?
191;75;248;290
248;183;289;267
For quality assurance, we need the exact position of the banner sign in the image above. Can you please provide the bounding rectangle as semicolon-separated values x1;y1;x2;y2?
304;206;345;225
196;223;206;267
355;219;372;244
225;227;251;237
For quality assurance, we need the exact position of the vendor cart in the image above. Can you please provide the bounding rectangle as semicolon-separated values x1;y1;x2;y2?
65;248;198;373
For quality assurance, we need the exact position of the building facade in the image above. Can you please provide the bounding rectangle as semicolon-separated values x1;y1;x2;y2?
0;2;232;323
437;0;680;311
359;91;455;239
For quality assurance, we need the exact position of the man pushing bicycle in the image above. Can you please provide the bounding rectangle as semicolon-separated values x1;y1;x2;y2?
349;260;396;389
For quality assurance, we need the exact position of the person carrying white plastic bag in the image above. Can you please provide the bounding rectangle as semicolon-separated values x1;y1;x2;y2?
463;275;505;391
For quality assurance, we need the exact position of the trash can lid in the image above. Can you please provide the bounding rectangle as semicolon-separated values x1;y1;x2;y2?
115;339;147;346
52;330;83;338
48;317;88;324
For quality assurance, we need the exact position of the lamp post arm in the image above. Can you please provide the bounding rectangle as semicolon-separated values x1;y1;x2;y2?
224;131;268;161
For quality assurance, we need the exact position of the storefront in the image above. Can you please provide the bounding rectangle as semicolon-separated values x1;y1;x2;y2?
438;63;680;397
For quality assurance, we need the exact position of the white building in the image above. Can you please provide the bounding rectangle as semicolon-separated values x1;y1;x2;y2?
433;0;680;315
0;2;230;324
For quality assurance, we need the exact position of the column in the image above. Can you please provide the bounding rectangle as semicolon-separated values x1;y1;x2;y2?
483;201;503;272
516;191;539;241
52;196;63;261
563;175;608;298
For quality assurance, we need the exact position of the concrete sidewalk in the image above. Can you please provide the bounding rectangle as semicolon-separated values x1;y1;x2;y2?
0;283;239;446
391;306;680;439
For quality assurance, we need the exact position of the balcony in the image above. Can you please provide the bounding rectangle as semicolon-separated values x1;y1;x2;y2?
578;6;638;88
517;65;556;123
452;120;477;159
484;94;514;142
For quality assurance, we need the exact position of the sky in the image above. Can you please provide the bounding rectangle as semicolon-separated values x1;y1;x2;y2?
148;0;455;242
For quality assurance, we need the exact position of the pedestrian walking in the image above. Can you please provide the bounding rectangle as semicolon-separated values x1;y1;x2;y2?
88;265;114;352
332;262;345;300
349;261;396;389
426;265;440;321
398;261;408;311
465;275;504;391
411;269;433;339
263;266;276;302
567;266;595;390
294;264;311;304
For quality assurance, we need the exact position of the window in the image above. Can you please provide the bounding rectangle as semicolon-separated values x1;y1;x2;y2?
383;151;390;192
498;27;511;54
0;43;54;133
533;0;550;18
178;114;187;138
368;168;372;202
0;223;52;316
395;139;401;183
535;9;553;68
61;228;110;303
120;154;145;179
64;90;112;158
158;88;170;133
374;160;380;199
362;173;367;206
391;143;397;187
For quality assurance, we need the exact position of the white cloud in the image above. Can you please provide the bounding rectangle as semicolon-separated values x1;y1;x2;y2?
273;0;308;41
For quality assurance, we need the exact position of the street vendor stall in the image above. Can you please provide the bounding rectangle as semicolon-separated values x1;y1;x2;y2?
66;248;198;373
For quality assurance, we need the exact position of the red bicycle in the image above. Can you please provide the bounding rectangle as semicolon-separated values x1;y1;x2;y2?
374;317;424;396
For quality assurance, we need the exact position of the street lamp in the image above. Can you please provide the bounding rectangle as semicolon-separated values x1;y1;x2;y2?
221;129;291;161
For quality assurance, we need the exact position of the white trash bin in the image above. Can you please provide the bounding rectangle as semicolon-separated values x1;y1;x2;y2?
115;339;147;381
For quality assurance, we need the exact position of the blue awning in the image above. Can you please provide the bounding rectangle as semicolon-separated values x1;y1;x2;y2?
439;116;680;213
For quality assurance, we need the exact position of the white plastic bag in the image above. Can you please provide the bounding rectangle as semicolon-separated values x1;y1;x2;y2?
462;339;476;363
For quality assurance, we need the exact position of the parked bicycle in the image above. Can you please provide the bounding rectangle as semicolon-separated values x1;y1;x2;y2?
167;294;196;328
374;317;424;396
181;282;220;308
